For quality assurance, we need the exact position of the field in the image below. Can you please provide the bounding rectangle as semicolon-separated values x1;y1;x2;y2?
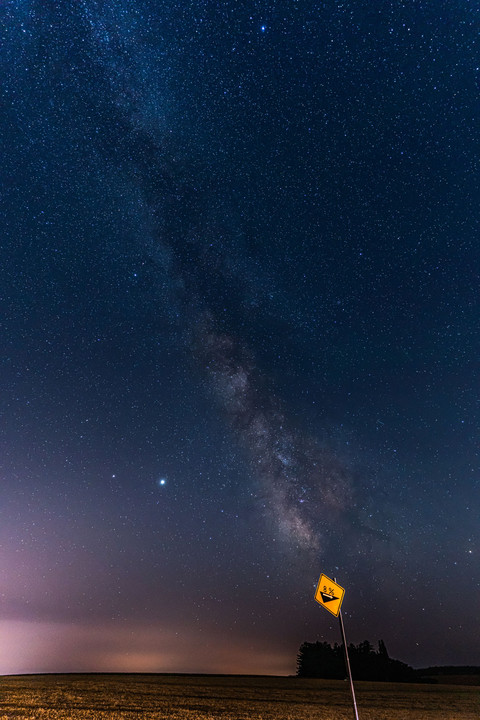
0;674;479;720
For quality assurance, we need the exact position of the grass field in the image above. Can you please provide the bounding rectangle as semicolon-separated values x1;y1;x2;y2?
0;674;479;720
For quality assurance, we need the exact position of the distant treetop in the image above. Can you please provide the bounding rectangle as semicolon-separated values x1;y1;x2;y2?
296;639;416;682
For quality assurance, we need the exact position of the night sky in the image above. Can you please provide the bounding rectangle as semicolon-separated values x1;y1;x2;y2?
1;0;479;676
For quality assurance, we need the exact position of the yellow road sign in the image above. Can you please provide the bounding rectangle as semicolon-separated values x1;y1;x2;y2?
314;574;345;617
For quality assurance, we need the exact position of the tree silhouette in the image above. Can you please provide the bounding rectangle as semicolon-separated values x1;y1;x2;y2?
296;639;416;682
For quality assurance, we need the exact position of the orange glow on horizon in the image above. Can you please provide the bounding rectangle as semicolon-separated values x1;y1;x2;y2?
0;620;294;676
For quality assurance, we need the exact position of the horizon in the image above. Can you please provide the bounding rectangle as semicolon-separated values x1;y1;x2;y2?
4;658;480;678
0;616;477;676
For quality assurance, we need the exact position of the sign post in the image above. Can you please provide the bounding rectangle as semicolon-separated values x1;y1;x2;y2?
314;573;359;720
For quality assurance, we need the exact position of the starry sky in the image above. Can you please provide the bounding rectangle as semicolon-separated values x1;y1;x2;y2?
1;0;479;675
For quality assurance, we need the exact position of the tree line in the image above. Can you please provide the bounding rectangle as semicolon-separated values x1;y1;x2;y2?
296;639;416;682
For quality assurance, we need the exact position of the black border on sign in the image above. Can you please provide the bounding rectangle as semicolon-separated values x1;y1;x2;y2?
314;573;345;617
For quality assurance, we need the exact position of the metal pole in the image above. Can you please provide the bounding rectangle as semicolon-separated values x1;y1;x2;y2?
338;608;359;720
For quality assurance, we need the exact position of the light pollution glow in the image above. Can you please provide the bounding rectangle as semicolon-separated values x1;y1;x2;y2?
0;620;294;675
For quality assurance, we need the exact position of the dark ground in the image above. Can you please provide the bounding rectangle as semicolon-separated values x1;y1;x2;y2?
1;674;479;719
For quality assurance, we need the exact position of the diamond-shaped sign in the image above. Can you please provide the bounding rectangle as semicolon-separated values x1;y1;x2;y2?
314;573;345;617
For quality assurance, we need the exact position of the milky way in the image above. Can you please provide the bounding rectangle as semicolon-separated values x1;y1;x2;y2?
197;312;353;551
75;0;358;555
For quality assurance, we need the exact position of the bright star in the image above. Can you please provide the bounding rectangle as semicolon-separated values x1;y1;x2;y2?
158;478;166;487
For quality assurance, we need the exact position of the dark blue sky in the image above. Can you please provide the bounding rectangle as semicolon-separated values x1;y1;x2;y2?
1;0;479;674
